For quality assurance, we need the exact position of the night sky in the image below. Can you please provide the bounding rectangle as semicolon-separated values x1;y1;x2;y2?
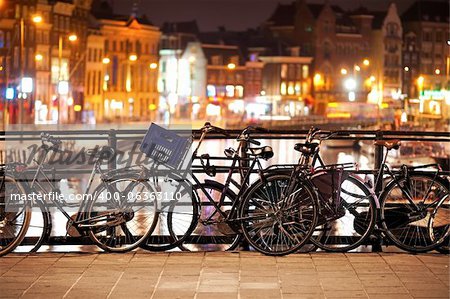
111;0;433;31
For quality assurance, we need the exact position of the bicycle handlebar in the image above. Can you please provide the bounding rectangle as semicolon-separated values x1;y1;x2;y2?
202;122;230;137
40;133;62;147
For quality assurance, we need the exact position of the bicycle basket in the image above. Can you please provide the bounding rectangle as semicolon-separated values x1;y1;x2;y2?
311;167;349;209
140;123;191;169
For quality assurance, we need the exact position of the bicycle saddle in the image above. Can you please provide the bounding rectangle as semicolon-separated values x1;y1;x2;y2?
247;146;274;160
294;142;319;155
374;139;401;150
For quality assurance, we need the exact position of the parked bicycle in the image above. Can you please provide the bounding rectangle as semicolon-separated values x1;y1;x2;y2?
139;123;318;255
0;133;158;256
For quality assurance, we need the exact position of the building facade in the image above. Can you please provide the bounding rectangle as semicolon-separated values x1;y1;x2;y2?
96;17;160;122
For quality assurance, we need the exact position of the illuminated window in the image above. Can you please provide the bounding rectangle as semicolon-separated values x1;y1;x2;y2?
302;65;309;79
226;85;235;97
288;82;295;95
207;85;216;97
295;82;301;95
280;82;287;95
281;64;288;79
235;85;244;98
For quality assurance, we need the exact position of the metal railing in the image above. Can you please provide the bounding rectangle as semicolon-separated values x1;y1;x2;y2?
1;128;450;249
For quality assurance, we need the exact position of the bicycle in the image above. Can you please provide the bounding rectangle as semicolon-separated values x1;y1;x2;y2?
289;128;377;252
373;139;450;252
140;123;318;255
0;133;158;255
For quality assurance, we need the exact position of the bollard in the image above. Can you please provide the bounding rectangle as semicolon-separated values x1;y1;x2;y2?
108;129;117;171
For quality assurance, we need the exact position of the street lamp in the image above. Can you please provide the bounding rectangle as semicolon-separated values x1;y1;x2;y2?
129;54;138;62
57;33;77;124
340;68;348;75
102;57;110;64
149;63;158;70
227;63;236;70
32;15;43;23
363;59;370;66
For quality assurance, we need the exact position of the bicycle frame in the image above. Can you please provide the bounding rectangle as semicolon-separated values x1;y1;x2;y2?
19;143;122;232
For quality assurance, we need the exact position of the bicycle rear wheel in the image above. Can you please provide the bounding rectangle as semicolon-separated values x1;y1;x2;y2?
87;173;158;252
240;174;318;256
178;181;240;252
0;174;31;256
380;173;450;253
312;175;377;252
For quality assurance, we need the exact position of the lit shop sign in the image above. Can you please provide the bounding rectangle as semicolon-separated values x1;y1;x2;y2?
420;90;449;100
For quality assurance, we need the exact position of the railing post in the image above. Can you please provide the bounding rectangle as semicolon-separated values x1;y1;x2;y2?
239;139;250;250
239;140;249;186
374;131;384;195
372;130;384;252
108;129;117;171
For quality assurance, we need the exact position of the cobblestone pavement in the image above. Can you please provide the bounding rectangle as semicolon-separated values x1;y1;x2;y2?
0;252;448;299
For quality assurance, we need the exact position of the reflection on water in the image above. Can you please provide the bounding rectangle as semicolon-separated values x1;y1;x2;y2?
14;138;443;253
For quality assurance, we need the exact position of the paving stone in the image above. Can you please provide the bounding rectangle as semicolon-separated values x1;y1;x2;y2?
0;252;448;298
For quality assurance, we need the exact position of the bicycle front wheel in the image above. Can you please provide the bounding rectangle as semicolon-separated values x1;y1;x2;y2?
240;174;318;256
178;181;240;252
380;173;450;253
87;173;158;252
1;174;31;256
429;193;450;253
140;172;199;252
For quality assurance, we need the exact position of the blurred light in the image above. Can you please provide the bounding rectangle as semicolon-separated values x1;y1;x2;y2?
348;91;356;102
188;56;195;63
67;97;74;106
74;105;82;112
328;102;339;108
344;78;357;91
5;88;14;100
32;15;43;23
58;81;69;95
227;63;236;70
260;90;266;96
435;69;441;75
447;40;450;46
327;112;351;119
404;66;410;72
104;74;110;81
381;103;389;109
129;54;138;61
149;63;158;69
417;76;424;86
313;73;322;86
0;66;3;71
102;57;110;64
401;112;408;123
354;65;361;72
363;59;370;66
369;76;376;82
21;77;33;93
128;98;134;103
340;68;348;75
149;103;157;111
35;54;43;61
68;34;78;42
206;103;221;116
